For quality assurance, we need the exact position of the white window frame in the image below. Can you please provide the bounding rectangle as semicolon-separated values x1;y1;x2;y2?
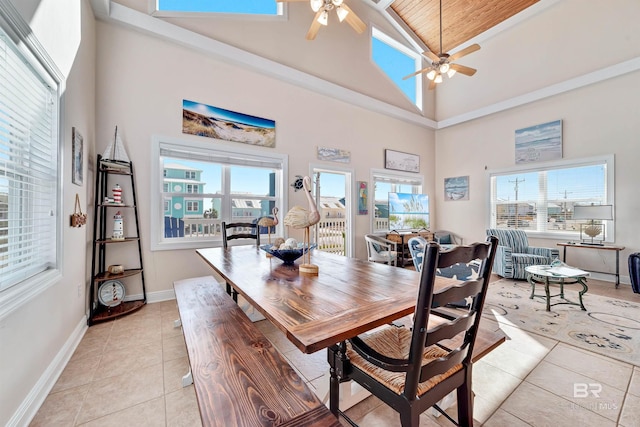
371;27;423;111
150;135;288;251
487;155;615;241
0;4;63;318
370;168;424;233
149;0;285;20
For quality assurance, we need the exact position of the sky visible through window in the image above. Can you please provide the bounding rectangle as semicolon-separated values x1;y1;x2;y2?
158;0;277;14
371;37;417;104
495;164;605;201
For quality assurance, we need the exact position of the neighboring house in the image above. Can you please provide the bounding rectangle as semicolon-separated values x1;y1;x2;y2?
319;197;345;218
163;163;206;219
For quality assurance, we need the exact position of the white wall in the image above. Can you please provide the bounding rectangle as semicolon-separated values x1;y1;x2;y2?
0;1;96;425
433;0;640;281
94;21;436;295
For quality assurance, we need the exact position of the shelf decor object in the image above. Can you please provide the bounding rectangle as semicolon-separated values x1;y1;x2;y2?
259;244;316;266
573;204;613;245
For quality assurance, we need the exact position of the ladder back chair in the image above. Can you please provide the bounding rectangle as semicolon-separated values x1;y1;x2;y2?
221;221;261;249
221;220;261;302
329;236;498;427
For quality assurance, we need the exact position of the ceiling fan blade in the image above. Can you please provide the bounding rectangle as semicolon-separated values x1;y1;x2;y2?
342;4;366;34
428;80;437;90
402;66;432;80
448;44;480;62
450;63;477;76
306;10;324;40
422;50;440;63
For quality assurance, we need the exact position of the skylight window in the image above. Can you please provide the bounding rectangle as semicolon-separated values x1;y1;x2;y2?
371;28;422;110
156;0;280;15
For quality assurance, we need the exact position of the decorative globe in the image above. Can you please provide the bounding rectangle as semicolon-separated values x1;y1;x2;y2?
260;244;316;265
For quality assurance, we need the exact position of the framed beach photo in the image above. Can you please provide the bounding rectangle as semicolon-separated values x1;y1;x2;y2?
72;127;83;186
515;120;562;164
384;149;420;173
182;99;276;148
444;176;469;201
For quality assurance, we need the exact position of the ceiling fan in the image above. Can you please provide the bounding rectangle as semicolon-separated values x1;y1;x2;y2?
404;0;480;89
278;0;366;40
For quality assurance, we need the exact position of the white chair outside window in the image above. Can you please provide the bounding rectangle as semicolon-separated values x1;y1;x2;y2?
365;234;398;267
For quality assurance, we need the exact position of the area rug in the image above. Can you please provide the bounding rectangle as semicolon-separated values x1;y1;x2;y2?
483;279;640;366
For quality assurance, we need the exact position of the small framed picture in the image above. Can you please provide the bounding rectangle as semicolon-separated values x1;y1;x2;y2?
384;149;419;173
72;127;83;186
444;176;469;201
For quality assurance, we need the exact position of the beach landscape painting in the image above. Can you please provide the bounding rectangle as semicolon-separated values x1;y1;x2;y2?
182;99;275;147
515;119;562;164
317;146;351;163
444;176;469;201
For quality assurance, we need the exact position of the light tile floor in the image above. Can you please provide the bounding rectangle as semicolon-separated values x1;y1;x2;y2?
31;278;640;426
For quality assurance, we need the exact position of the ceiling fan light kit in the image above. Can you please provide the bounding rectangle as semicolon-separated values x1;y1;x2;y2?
402;0;480;88
280;0;364;40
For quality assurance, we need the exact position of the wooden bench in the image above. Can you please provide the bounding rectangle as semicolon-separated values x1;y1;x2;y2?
173;276;340;427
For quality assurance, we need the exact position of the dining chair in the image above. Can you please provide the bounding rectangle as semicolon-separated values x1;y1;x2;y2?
365;234;398;267
221;221;261;249
329;236;498;427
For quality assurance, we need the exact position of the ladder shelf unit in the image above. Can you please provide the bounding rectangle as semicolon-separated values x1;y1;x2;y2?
89;155;146;325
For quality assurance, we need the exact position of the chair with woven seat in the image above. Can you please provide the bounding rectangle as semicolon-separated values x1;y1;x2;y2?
365;234;398;267
221;220;261;249
328;236;498;427
486;228;558;279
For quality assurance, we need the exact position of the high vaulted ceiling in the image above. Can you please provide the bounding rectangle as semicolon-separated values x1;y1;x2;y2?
387;0;539;54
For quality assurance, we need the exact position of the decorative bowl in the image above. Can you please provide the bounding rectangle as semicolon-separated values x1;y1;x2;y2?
260;244;316;265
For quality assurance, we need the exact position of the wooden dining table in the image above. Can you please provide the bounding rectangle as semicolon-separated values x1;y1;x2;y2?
196;246;505;357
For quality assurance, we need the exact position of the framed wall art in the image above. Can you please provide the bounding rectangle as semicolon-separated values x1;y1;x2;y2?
182;99;276;147
384;149;419;173
317;146;351;163
72;127;83;186
515;119;562;164
444;176;469;201
357;181;368;215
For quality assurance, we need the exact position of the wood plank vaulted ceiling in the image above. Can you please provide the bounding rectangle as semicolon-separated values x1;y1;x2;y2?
390;0;539;54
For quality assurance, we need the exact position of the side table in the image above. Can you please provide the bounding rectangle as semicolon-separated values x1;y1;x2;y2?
557;243;625;287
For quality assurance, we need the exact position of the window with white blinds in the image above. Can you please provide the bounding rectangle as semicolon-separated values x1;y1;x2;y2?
0;27;59;291
151;136;288;251
488;155;614;240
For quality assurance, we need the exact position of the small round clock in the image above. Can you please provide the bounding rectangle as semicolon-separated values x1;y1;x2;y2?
98;280;125;307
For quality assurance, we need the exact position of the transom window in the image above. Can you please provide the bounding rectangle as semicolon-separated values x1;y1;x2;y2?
371;27;422;110
154;0;281;16
371;170;424;232
489;155;614;240
151;136;287;250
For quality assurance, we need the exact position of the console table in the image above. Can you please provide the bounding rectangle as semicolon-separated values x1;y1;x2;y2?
386;230;433;267
557;243;625;287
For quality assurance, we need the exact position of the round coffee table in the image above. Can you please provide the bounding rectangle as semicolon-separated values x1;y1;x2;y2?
525;265;589;311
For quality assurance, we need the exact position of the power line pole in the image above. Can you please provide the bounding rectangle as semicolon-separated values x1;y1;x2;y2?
509;178;525;226
561;190;572;230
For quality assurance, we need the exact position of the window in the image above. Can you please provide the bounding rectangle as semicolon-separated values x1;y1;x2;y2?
185;171;195;179
154;0;281;16
371;169;424;232
0;22;61;296
489;156;614;240
151;136;288;250
371;28;422;110
186;201;199;212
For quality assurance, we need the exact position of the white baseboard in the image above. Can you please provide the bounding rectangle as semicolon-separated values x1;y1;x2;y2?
7;315;87;427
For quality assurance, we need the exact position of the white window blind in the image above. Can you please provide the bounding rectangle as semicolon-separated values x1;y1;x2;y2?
0;30;59;291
